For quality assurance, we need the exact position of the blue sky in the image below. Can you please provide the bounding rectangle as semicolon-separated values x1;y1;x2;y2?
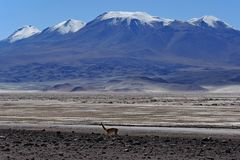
0;0;239;39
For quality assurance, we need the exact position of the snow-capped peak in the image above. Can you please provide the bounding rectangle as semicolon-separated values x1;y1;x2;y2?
45;19;85;34
94;11;173;26
189;16;232;29
7;25;40;43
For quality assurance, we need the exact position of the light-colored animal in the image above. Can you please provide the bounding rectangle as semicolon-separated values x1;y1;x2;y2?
101;123;118;136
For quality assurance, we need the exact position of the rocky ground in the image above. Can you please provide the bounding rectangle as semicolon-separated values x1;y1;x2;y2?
0;92;240;159
0;129;239;160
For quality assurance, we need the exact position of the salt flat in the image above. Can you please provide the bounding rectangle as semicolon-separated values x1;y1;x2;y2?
0;92;239;128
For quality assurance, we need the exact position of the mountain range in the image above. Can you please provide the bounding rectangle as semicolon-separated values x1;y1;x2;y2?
0;11;240;92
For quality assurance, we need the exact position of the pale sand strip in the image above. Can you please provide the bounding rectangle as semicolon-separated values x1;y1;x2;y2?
0;123;240;139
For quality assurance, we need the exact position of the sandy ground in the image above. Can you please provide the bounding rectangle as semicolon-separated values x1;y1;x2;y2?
0;92;239;128
0;92;240;159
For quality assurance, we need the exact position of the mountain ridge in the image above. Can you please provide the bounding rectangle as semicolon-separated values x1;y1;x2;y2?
0;11;240;92
1;11;238;42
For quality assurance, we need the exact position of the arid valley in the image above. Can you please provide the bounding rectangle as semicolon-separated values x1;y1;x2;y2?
0;92;239;128
0;92;240;159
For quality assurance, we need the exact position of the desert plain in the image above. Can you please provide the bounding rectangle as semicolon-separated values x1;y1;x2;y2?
0;92;240;160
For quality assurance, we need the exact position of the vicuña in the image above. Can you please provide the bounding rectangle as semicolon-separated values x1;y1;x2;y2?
101;122;118;136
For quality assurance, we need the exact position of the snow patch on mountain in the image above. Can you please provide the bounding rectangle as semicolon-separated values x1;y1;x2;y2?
45;19;85;34
189;16;232;29
95;11;173;26
7;25;41;43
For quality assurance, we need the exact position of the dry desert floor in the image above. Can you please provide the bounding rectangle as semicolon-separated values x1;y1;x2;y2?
0;92;240;160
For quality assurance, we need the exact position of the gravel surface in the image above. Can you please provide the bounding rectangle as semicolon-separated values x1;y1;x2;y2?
0;129;240;160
